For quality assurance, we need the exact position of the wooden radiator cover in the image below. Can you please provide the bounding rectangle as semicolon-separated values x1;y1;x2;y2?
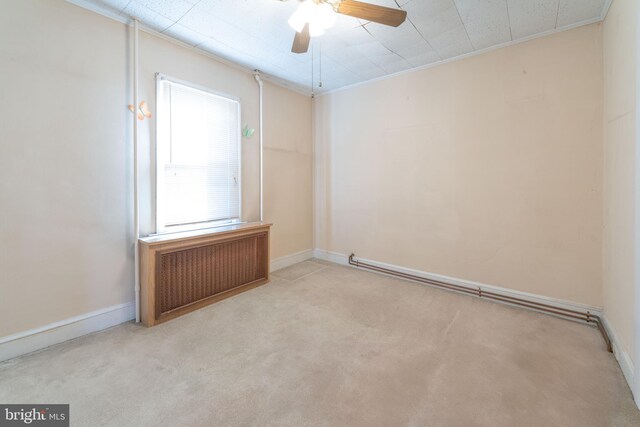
139;222;271;326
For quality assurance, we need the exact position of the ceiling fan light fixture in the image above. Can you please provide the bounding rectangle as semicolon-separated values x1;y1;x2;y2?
318;2;337;29
309;21;325;37
289;0;408;54
288;0;336;37
287;5;308;33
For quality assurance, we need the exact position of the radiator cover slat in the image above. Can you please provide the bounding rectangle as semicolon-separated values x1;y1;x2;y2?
156;234;266;316
139;223;271;326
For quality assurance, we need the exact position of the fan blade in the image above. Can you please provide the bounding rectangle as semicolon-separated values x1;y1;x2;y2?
337;0;407;27
291;23;310;53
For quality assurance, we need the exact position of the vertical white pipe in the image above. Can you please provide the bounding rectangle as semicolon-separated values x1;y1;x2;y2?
133;19;141;323
254;73;264;222
634;0;640;409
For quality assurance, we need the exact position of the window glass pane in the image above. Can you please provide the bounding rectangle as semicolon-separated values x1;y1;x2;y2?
157;78;240;231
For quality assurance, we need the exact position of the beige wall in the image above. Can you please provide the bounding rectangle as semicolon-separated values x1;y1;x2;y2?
314;24;604;307
603;0;638;367
2;0;632;370
263;83;313;259
0;0;312;338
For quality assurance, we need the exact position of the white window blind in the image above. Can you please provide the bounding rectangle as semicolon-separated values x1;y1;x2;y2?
156;76;241;233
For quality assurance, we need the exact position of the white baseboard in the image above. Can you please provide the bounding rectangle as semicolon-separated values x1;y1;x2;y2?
0;250;616;376
317;248;640;403
313;249;350;267
313;249;603;317
271;249;314;272
0;248;314;363
0;302;135;363
601;317;635;395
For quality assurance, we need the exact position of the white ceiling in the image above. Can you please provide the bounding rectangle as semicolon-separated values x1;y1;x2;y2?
70;0;610;93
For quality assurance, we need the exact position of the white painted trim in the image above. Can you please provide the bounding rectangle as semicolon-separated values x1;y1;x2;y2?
0;303;135;363
255;73;264;222
133;18;141;323
63;0;311;96
271;249;314;272
634;0;640;409
313;249;603;317
602;316;635;394
317;17;604;97
65;0;609;97
601;0;614;21
0;246;315;362
64;0;125;22
313;249;350;266
0;248;616;369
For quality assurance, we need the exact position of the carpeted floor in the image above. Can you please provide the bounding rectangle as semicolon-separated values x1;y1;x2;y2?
0;259;638;426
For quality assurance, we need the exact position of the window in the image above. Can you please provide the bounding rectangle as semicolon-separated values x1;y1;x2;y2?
156;75;241;233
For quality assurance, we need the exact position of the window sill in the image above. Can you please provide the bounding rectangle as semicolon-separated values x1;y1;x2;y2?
139;221;272;245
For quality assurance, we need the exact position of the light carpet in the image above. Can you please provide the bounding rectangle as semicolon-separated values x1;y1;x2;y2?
0;260;638;426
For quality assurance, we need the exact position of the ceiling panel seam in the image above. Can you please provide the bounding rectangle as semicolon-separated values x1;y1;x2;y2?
361;24;413;67
399;8;442;61
504;0;513;41
452;0;476;50
119;0;132;13
163;0;201;33
67;0;611;93
322;49;386;80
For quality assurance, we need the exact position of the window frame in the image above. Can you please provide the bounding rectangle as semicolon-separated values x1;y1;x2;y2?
154;73;243;235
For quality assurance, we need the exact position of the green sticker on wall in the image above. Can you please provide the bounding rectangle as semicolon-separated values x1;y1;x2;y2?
243;125;255;139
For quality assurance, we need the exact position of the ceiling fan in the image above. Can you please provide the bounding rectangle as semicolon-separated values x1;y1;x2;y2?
283;0;408;54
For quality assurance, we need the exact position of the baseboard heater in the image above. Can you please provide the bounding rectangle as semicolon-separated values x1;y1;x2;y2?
139;223;271;326
348;254;612;352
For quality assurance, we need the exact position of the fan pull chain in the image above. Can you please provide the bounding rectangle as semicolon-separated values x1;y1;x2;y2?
319;41;323;88
311;44;315;97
